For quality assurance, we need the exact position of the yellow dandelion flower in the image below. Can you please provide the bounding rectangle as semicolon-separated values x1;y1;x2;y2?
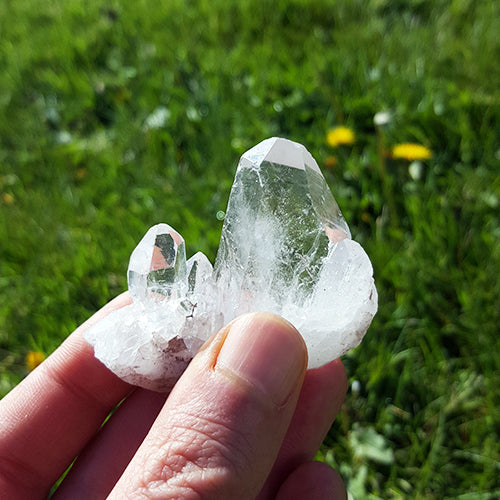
326;126;356;147
2;193;15;204
392;143;432;161
26;350;45;371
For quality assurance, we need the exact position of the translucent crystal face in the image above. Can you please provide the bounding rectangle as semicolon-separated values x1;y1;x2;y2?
128;223;187;301
84;137;378;391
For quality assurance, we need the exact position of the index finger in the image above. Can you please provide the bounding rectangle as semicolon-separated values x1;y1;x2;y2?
0;293;134;499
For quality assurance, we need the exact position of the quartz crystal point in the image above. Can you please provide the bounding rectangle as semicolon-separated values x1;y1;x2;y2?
127;223;187;301
215;137;377;367
85;137;377;391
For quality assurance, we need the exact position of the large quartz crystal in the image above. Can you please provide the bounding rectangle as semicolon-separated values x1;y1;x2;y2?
85;137;377;391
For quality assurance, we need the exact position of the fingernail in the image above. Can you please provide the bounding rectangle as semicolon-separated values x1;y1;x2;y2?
216;313;307;406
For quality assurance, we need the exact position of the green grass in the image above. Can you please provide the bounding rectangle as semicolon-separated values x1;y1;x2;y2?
1;0;499;497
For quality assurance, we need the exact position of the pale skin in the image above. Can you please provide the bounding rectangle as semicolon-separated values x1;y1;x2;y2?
0;293;348;499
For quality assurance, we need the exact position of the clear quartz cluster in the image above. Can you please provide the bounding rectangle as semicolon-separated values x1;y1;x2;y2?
85;137;378;391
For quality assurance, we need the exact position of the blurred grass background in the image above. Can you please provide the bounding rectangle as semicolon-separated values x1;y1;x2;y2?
1;0;499;497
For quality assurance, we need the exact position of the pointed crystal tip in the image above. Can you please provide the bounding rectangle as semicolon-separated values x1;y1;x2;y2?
128;223;187;300
240;137;321;174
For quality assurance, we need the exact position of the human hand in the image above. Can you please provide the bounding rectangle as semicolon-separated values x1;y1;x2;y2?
0;293;347;499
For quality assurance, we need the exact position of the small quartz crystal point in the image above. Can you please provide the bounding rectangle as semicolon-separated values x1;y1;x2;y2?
85;224;220;392
85;137;377;391
128;223;187;301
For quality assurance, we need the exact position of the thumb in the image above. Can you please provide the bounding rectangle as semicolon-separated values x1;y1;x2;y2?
109;312;308;500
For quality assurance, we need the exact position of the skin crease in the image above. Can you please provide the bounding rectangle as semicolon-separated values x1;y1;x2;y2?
0;293;348;500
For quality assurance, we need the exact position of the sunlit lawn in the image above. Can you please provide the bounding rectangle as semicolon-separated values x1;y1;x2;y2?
1;0;499;497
